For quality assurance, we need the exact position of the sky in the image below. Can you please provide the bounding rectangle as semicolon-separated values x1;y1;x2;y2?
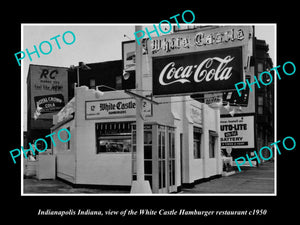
21;24;276;131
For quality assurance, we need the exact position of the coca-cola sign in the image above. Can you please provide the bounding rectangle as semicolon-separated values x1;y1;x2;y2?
152;47;243;96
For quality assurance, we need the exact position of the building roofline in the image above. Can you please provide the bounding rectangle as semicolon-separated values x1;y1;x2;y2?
28;64;69;69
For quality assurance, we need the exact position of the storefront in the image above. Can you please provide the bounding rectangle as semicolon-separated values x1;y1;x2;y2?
51;86;221;193
49;25;258;193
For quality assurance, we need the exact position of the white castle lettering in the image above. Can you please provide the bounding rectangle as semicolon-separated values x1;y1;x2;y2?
158;56;234;86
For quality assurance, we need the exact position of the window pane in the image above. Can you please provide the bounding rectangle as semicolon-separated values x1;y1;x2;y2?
159;131;165;159
172;160;175;185
144;160;152;174
159;162;162;188
95;123;132;154
162;146;165;159
158;133;162;159
172;133;175;157
169;132;175;158
162;161;166;188
98;139;131;153
209;135;216;158
169;163;172;186
144;131;152;144
193;128;202;159
144;145;152;159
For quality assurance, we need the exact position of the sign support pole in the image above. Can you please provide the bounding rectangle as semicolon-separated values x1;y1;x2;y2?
130;26;152;194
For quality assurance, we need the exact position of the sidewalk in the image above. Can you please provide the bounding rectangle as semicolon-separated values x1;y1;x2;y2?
23;161;274;194
23;178;130;194
181;161;275;194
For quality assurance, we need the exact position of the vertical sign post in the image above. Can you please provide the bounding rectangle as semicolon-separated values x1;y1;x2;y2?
130;26;152;194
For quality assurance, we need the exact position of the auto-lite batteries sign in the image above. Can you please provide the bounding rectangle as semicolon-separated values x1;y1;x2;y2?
149;26;253;97
153;47;243;96
220;115;254;148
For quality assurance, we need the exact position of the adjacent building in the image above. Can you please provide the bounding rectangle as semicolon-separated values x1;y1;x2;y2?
26;64;69;148
192;37;274;164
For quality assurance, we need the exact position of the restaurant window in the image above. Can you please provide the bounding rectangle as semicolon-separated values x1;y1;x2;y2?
193;127;202;159
209;131;218;158
95;122;132;154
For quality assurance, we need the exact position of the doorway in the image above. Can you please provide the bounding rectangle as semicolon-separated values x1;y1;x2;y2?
132;123;176;193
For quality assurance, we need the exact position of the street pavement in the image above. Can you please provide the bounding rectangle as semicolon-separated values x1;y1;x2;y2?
23;178;129;194
23;161;274;194
181;161;275;194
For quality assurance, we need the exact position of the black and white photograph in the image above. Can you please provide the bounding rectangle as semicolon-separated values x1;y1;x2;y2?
3;4;298;224
21;24;276;195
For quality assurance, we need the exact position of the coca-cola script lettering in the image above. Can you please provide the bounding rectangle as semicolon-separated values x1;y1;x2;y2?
153;47;243;96
159;56;234;86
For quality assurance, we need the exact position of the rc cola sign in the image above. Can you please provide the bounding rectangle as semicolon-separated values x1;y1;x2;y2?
152;47;243;96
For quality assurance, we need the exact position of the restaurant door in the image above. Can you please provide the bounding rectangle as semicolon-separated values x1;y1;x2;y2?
132;123;176;193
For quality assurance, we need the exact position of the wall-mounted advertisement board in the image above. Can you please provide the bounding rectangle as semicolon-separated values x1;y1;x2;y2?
149;26;253;97
220;115;255;149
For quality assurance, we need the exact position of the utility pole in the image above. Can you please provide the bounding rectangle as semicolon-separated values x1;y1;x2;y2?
130;26;152;194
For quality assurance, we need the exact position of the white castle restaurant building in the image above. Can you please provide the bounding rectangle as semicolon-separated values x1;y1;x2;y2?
50;26;254;193
51;85;221;193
